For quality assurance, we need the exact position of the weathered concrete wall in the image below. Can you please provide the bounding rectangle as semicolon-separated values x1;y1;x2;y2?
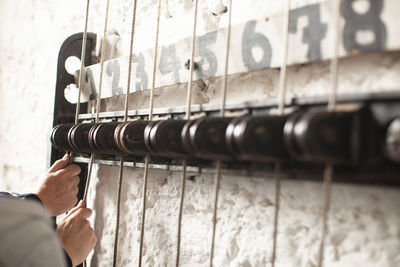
0;0;399;266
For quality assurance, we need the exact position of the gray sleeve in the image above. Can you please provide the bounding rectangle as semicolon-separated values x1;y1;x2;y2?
0;197;67;267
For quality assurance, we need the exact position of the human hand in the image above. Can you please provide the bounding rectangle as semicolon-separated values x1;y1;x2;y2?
57;200;97;267
36;154;81;216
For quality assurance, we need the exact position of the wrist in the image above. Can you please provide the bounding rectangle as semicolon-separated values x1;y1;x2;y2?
65;249;77;267
35;192;56;216
16;193;44;205
63;249;74;267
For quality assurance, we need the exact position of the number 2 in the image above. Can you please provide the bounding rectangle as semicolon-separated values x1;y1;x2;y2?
85;68;97;100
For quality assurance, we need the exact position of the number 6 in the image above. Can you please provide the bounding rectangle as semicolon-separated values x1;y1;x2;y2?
242;20;272;71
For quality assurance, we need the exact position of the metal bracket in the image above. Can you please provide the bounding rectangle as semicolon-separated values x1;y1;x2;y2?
51;32;96;200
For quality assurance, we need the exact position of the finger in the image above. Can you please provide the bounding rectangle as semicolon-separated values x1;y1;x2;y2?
70;193;78;207
72;184;79;193
66;200;81;217
81;220;91;229
73;207;93;220
47;154;69;173
90;235;97;248
77;199;85;208
70;175;80;186
65;199;84;219
55;164;81;177
71;186;79;197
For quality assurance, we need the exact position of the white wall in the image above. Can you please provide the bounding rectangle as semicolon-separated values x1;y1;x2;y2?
0;0;399;266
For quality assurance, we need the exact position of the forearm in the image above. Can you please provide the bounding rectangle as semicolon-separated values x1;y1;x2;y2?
0;191;73;267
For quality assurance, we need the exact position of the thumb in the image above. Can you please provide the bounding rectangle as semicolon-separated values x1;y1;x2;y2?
74;207;93;220
65;200;84;219
48;154;70;173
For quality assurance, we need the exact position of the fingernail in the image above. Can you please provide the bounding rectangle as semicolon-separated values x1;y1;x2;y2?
62;154;69;160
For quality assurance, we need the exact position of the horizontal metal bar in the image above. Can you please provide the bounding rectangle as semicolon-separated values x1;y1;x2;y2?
72;155;400;187
78;91;400;121
73;156;201;174
72;156;290;180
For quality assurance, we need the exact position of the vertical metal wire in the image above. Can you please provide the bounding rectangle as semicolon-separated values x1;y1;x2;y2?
209;1;232;266
317;164;333;267
123;0;139;123
209;160;222;267
75;0;91;124
82;2;111;266
176;158;187;266
185;0;200;121
113;157;125;267
83;154;95;203
317;1;342;266
328;0;341;113
68;0;89;204
219;0;232;119
271;1;291;266
82;0;111;204
147;0;162;122
138;155;150;267
74;0;91;201
113;1;139;266
95;0;111;123
175;0;200;265
270;162;281;267
277;0;291;117
138;0;162;266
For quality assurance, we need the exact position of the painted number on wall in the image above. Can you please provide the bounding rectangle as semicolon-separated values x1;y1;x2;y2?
81;0;392;101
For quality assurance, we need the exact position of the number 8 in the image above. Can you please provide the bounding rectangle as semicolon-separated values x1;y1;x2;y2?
342;0;387;53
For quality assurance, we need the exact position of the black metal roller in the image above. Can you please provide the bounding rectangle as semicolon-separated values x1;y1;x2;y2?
283;111;306;160
88;123;102;152
51;123;75;151
225;117;242;155
385;118;400;163
68;123;97;153
226;115;289;162
181;120;197;155
144;120;188;158
143;121;160;153
114;120;150;156
284;109;356;164
182;117;234;161
88;122;123;155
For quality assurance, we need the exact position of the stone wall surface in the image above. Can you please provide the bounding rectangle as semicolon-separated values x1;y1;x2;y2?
0;0;399;266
